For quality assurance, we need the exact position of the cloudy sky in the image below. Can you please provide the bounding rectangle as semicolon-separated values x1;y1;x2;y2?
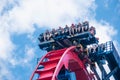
0;0;120;80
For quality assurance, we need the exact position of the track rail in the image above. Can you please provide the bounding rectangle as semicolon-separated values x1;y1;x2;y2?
30;46;93;80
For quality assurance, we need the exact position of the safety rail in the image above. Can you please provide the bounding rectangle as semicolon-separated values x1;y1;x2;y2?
39;31;98;51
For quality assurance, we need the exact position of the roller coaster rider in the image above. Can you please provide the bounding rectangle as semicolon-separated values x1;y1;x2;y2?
40;22;97;48
76;22;82;33
43;30;51;41
64;25;69;36
83;21;89;32
57;27;61;35
89;26;96;35
51;28;57;38
70;23;76;36
57;27;64;38
39;33;44;42
99;43;105;52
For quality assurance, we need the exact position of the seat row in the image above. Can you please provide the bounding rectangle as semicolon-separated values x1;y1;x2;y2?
39;21;96;42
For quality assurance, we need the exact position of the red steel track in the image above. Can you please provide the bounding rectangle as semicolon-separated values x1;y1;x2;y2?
30;46;93;80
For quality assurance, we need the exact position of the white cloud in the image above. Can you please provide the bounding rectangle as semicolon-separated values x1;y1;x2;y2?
9;46;35;66
0;60;15;80
0;0;18;15
23;46;35;64
6;0;96;32
0;31;14;60
0;27;15;79
89;20;117;43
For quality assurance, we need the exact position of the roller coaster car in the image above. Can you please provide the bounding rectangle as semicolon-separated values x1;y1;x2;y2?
31;20;120;80
38;31;98;51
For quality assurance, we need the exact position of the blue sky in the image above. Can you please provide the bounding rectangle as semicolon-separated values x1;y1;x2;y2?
0;0;120;80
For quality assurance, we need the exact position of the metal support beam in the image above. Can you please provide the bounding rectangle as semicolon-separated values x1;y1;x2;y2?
97;61;108;80
104;67;118;80
91;66;101;80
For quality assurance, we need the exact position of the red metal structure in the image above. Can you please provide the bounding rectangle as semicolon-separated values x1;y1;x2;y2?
30;21;120;80
31;46;94;80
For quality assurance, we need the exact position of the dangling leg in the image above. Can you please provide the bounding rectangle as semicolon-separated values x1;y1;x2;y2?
78;27;80;33
71;28;75;36
69;28;72;36
46;34;50;41
82;26;84;32
43;33;46;41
